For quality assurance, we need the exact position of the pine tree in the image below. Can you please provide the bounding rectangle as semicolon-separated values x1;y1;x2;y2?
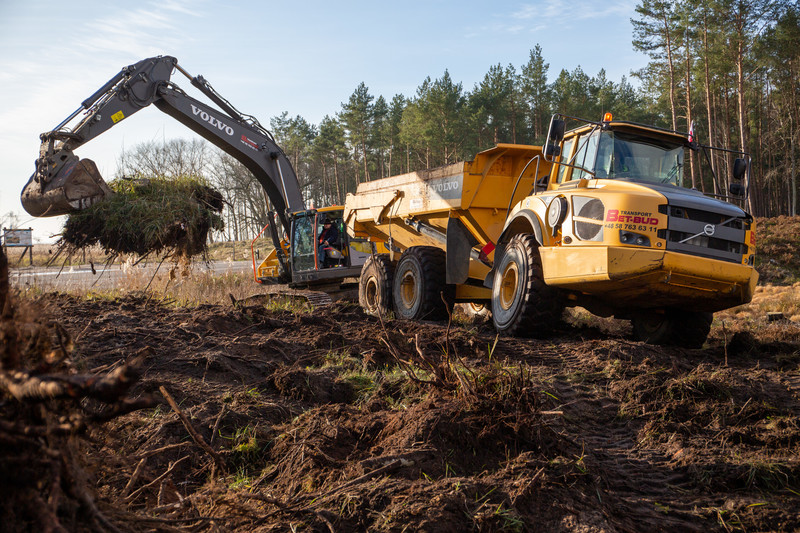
520;45;550;142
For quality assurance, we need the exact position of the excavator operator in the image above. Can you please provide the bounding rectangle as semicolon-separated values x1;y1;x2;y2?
318;217;340;268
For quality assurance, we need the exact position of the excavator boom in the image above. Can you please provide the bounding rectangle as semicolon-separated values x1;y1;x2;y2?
21;55;369;291
20;56;304;237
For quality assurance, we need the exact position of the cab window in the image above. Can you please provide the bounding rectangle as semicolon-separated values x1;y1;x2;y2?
556;137;575;183
291;215;315;271
571;130;600;180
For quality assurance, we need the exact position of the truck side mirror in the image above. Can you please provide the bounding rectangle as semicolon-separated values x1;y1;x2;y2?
549;119;566;143
544;118;565;160
732;158;747;181
729;182;745;196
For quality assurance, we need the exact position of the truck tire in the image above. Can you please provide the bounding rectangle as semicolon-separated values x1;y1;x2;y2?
631;310;713;348
393;246;453;320
491;234;564;337
359;254;394;317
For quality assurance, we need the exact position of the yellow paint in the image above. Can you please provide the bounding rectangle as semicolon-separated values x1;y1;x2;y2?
111;111;125;123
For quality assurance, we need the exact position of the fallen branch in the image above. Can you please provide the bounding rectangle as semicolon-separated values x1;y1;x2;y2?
210;403;227;448
306;458;407;509
131;442;190;460
0;356;144;403
159;385;227;475
122;458;148;498
125;455;190;502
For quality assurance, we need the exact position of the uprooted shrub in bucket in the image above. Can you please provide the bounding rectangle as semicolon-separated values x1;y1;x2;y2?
61;176;224;260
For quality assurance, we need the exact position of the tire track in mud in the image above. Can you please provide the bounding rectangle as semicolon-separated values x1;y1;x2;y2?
545;370;704;531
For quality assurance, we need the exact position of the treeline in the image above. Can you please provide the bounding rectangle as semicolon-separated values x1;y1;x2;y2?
268;50;654;212
631;0;799;218
116;1;799;240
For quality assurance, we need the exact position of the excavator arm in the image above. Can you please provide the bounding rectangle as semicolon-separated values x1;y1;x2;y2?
20;55;304;238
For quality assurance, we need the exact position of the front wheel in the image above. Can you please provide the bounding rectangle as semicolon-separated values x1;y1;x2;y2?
491;234;564;337
631;310;713;348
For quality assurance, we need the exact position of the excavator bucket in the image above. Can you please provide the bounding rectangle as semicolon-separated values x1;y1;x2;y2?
21;152;113;217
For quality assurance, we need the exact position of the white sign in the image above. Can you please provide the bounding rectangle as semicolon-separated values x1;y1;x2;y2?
3;228;32;247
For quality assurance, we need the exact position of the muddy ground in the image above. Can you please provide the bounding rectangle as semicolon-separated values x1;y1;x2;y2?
2;288;799;533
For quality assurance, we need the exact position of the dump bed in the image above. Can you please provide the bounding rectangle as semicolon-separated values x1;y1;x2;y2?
344;144;551;283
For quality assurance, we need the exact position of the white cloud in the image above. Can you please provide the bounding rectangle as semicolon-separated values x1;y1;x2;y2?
512;0;635;22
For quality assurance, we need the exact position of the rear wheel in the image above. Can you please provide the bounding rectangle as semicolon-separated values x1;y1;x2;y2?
358;254;394;317
491;234;564;337
631;310;713;348
393;246;453;320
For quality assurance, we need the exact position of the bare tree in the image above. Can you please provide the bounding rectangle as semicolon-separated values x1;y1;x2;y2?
206;149;270;241
115;138;211;179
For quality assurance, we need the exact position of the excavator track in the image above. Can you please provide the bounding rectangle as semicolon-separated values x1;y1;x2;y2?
231;283;358;309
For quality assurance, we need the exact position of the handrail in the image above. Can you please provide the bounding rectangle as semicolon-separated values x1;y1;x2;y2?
250;223;271;283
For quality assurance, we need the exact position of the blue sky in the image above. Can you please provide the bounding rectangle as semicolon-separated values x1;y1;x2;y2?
0;0;645;242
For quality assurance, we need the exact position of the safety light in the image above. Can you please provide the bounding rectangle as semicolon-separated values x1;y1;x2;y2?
603;112;613;122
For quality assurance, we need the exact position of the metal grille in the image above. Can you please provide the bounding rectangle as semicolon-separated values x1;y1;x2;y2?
573;197;604;241
657;205;748;263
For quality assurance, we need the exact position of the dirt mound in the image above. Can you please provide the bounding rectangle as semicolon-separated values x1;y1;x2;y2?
2;290;799;532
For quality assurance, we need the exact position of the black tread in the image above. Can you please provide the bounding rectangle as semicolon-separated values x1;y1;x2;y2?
632;310;713;348
392;246;453;320
676;311;713;348
358;254;394;317
491;234;564;337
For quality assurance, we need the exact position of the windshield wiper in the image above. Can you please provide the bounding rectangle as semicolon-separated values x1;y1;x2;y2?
662;160;682;184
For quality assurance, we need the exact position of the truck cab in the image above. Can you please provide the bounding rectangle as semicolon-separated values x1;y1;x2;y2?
492;114;758;346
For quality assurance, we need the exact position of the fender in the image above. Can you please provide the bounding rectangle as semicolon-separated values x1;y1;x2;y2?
483;209;545;289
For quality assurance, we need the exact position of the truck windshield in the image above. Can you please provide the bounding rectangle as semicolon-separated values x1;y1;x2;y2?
594;131;685;186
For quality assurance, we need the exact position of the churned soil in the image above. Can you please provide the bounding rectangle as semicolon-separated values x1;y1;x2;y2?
3;290;798;532
756;216;800;284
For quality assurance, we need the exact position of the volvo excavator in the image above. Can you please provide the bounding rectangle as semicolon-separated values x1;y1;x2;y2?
20;55;367;296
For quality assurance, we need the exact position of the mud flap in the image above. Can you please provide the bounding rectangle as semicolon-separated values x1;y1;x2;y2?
21;155;113;217
446;218;479;284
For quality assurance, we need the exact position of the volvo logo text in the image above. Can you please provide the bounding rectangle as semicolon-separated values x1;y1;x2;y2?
190;104;234;136
703;224;716;236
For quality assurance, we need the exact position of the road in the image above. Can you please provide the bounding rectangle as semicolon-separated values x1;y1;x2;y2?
9;260;253;291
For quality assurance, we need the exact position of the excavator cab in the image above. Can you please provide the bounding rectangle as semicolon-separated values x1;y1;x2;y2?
254;208;370;289
21;141;113;217
292;209;347;273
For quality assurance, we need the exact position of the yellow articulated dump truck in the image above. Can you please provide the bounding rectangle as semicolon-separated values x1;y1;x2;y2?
343;113;758;348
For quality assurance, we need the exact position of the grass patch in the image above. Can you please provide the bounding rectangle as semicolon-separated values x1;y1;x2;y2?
341;371;378;402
